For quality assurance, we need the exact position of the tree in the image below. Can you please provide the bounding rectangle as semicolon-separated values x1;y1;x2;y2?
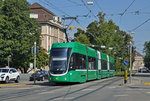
36;48;49;69
74;12;134;71
75;34;91;45
0;0;40;73
143;41;150;69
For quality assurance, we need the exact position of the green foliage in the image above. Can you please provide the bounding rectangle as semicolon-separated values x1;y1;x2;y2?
74;12;134;71
36;48;49;69
0;0;40;73
144;41;150;69
115;71;135;77
75;34;91;45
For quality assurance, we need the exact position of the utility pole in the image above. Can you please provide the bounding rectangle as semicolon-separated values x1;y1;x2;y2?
8;55;11;68
34;41;36;85
129;41;132;83
8;56;10;68
62;16;78;42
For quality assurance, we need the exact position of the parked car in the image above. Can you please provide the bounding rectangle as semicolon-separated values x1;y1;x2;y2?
0;68;20;83
138;67;150;73
29;70;49;81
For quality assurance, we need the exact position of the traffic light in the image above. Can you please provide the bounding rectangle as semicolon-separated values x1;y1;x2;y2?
31;46;40;54
125;46;129;54
31;47;34;54
37;46;40;54
132;46;136;53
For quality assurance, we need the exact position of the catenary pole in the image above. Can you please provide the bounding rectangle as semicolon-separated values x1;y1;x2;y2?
129;41;132;83
34;41;36;85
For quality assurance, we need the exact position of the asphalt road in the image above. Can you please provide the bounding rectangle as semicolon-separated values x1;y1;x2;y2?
0;73;150;101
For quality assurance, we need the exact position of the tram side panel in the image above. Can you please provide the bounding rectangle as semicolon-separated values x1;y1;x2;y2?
86;47;97;81
97;51;102;79
101;52;109;78
109;56;115;77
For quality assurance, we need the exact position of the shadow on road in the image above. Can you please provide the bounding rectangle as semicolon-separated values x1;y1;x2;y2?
27;81;81;87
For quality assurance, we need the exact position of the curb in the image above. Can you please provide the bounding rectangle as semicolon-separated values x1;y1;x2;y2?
119;78;142;86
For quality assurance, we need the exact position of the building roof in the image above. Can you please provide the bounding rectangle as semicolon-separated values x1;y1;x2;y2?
30;2;56;22
135;51;143;57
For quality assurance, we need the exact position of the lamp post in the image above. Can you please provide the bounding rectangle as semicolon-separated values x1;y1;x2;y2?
87;1;93;5
8;55;11;68
129;41;132;83
34;41;36;85
129;31;134;84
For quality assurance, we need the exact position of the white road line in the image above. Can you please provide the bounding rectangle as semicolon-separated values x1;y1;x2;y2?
126;89;144;91
38;91;54;95
52;97;74;101
109;86;116;89
114;94;128;97
146;92;150;94
82;89;94;91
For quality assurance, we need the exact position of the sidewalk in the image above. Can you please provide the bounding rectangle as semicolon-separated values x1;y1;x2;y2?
0;80;50;88
120;76;142;86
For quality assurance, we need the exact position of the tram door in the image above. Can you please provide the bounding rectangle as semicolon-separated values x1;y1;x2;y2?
97;51;101;73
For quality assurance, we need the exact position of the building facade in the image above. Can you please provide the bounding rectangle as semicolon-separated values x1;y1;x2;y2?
30;3;66;51
132;51;144;71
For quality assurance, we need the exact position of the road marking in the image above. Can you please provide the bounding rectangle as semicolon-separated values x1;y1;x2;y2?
126;89;144;91
38;91;55;95
109;86;116;89
146;92;150;94
82;89;94;91
114;94;128;97
144;83;150;85
52;97;74;101
0;84;24;87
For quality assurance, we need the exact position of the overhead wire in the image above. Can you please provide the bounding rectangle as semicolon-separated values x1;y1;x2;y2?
118;0;136;29
66;0;83;6
120;0;136;16
93;0;103;12
130;18;150;31
39;0;71;17
80;0;98;19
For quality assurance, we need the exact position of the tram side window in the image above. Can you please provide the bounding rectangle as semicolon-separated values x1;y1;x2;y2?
88;57;96;70
110;62;115;70
102;60;107;70
69;53;86;70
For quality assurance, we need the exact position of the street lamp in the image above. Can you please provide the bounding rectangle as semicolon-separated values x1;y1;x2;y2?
129;31;135;84
87;1;93;5
101;45;106;48
129;41;133;83
8;55;11;68
108;47;113;50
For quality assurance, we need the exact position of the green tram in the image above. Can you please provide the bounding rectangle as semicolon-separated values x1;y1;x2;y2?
49;42;115;83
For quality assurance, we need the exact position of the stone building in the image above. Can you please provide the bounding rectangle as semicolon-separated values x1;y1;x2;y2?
132;51;144;71
30;2;66;51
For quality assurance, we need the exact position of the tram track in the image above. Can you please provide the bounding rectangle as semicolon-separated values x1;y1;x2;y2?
46;77;121;101
71;78;121;101
0;85;63;101
0;77;121;101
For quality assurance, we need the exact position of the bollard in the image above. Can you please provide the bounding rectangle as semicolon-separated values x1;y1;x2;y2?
124;68;128;84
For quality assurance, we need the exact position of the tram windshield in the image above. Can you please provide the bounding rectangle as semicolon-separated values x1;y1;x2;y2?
50;48;71;74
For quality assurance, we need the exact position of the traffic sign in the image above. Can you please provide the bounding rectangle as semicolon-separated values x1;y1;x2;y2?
123;60;128;66
30;63;33;69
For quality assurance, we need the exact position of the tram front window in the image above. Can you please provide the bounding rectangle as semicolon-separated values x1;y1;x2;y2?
50;48;71;74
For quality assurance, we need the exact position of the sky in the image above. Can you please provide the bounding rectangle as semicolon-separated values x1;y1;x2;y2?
28;0;150;55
